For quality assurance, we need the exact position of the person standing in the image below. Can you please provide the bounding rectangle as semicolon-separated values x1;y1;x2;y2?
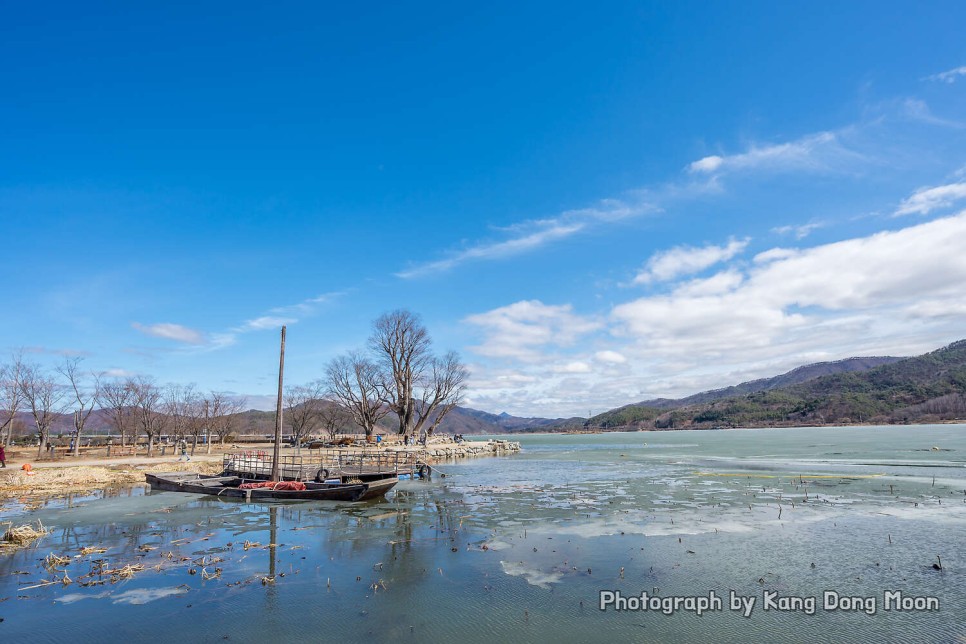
0;443;6;467
179;438;190;461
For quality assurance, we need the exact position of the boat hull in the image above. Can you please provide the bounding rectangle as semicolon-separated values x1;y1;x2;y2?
145;472;397;502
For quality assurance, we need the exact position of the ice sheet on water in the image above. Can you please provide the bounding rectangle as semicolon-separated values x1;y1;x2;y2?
500;560;563;589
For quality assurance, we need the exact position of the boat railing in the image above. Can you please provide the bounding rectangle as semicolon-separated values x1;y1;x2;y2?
223;449;419;480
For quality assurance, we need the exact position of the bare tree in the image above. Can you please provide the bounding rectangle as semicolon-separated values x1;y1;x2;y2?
163;383;198;444
326;352;389;439
199;393;220;455
0;352;24;447
211;394;247;447
284;380;326;449
319;398;352;441
19;362;69;458
369;310;468;441
98;378;135;446
130;376;164;456
415;351;469;441
186;396;208;456
59;357;100;457
370;310;431;437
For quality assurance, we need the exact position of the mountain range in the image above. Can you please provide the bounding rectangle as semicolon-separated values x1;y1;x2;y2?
8;340;966;438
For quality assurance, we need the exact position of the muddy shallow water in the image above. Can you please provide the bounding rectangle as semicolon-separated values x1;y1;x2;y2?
1;425;964;643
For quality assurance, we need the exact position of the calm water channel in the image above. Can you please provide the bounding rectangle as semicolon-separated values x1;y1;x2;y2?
2;425;965;643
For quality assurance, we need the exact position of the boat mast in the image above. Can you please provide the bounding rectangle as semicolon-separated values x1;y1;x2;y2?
271;325;286;482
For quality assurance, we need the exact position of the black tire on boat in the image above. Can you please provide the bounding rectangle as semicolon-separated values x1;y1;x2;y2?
314;468;329;483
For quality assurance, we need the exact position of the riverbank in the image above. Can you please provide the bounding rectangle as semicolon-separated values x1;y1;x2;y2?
0;438;520;500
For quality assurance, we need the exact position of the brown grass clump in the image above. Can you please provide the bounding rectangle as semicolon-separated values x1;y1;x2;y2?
1;521;50;550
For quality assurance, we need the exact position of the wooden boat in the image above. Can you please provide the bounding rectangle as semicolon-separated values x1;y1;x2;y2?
145;471;397;502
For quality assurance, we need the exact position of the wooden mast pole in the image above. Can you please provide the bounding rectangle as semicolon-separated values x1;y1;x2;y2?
271;325;286;482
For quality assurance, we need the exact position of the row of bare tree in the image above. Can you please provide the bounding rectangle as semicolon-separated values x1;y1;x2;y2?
0;354;247;457
0;309;468;454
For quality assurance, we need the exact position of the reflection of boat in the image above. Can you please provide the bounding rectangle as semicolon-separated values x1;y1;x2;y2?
145;472;397;502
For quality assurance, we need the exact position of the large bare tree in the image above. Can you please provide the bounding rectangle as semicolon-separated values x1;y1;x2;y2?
59;357;100;457
0;353;24;447
98;378;135;446
19;362;69;458
370;310;431;437
326;352;389;439
369;310;468;440
130;376;164;456
284;380;326;449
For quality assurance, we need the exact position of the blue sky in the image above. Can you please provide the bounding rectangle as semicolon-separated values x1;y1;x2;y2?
3;2;966;417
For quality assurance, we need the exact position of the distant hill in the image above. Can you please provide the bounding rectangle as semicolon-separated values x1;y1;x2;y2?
589;356;904;429
455;407;583;433
593;341;966;430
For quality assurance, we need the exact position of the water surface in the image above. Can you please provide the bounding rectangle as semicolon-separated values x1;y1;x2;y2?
2;425;964;643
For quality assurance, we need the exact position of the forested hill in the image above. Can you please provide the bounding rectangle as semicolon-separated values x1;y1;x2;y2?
636;356;902;410
588;340;966;430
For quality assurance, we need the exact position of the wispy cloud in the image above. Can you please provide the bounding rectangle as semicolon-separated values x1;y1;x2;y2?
687;131;862;176
895;182;966;216
132;322;205;345
207;291;344;351
926;65;966;84
899;98;964;128
632;237;749;285
397;197;658;279
772;221;825;240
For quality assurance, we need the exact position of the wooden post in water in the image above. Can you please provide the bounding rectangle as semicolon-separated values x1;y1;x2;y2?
271;326;286;482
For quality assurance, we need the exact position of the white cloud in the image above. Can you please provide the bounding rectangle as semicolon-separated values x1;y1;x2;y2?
927;65;966;84
132;322;204;345
894;182;966;216
594;350;627;364
239;316;296;331
397;196;658;278
555;361;592;374
99;368;136;378
686;131;859;175
688;155;724;173
671;269;744;297
899;98;963;128
464;300;601;362
772;221;825;239
633;238;749;284
614;211;966;359
468;212;966;417
397;223;585;278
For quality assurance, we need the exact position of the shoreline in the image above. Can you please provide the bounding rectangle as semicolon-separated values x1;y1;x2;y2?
0;439;520;501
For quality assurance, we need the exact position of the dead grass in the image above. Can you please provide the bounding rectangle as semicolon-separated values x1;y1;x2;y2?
0;461;223;500
1;521;50;550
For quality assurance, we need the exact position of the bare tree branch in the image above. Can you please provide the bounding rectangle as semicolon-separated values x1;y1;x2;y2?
18;362;69;458
58;357;100;456
326;352;389;439
0;351;25;447
284;380;326;449
98;378;135;447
